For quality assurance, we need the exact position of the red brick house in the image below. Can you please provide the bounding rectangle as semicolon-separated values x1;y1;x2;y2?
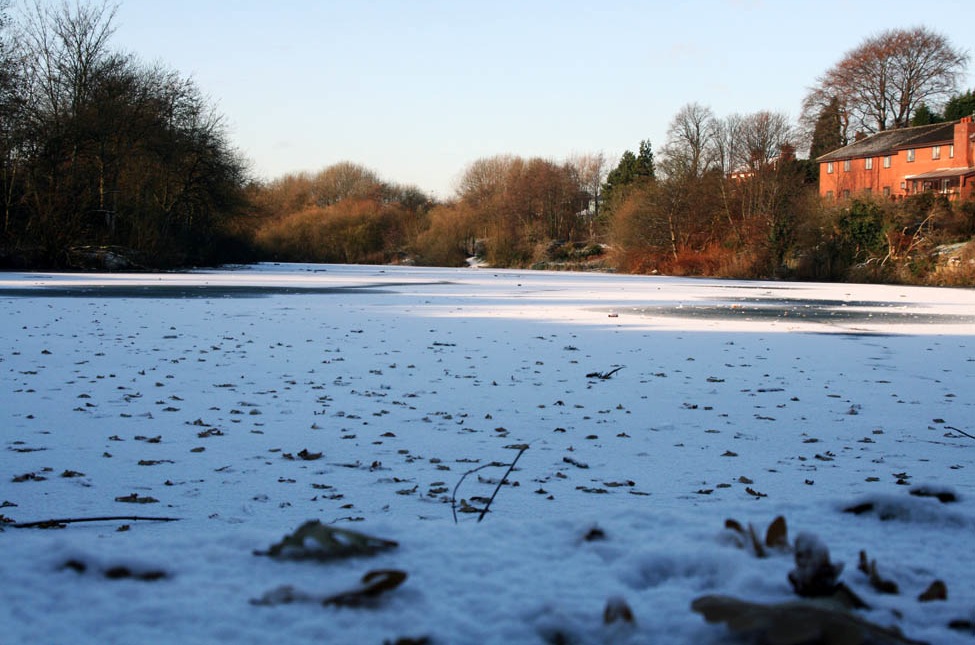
817;117;975;201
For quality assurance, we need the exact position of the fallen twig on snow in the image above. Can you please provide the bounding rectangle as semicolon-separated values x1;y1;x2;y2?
945;425;975;441
478;444;528;523
586;366;624;380
451;444;529;524
12;515;180;529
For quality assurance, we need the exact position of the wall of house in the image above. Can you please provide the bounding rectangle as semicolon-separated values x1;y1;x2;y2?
820;151;908;199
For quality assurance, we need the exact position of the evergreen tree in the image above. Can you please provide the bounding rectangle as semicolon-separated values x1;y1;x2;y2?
605;150;638;190
604;140;654;195
635;139;656;180
910;102;943;126
809;97;845;159
944;89;975;120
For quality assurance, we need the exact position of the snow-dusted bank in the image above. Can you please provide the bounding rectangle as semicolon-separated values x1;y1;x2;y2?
2;264;974;644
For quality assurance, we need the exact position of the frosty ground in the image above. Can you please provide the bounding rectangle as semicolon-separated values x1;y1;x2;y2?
2;264;974;644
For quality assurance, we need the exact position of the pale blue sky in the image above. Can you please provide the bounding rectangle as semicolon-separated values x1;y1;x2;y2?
110;0;973;198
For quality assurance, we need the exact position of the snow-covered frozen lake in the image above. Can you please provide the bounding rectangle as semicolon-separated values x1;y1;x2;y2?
2;264;974;644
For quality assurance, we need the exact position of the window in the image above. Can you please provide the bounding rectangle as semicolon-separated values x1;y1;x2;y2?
907;149;915;162
865;157;873;170
950;144;955;159
843;159;851;171
932;146;941;160
883;186;891;197
826;190;834;200
826;162;834;174
883;155;891;168
842;190;851;198
864;187;872;194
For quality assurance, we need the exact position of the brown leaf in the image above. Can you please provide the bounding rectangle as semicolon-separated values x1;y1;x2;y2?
114;493;159;504
583;526;606;542
603;596;635;625
844;502;875;515
858;550;899;595
765;516;788;549
918;580;947;602
692;594;929;645
909;486;957;504
12;472;46;483
256;520;397;560
748;524;767;558
324;569;407;607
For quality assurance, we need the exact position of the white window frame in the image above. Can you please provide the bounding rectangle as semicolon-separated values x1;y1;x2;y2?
906;149;915;162
883;155;891;168
932;146;941;160
826;162;834;174
864;157;873;170
843;159;851;172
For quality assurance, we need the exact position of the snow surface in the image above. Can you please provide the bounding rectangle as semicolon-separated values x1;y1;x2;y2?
2;263;974;644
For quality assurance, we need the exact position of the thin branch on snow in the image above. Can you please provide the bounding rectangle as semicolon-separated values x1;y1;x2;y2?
12;516;180;529
478;444;528;523
451;444;529;524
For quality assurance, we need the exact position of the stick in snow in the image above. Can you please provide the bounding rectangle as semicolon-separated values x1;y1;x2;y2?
12;516;180;529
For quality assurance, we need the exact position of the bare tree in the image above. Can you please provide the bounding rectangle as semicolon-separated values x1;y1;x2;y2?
3;0;248;266
712;113;745;175
568;152;606;238
804;27;968;135
455;154;516;205
313;162;382;206
739;111;795;170
18;0;119;121
660;102;719;179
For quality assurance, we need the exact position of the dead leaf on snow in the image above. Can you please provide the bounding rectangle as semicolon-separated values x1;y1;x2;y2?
115;493;159;504
603;595;635;625
765;516;789;550
691;595;929;645
251;569;407;608
858;550;899;595
324;569;407;607
12;472;47;483
908;486;957;504
918;580;947;602
255;520;397;560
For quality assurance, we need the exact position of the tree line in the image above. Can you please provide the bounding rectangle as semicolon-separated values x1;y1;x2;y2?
0;0;248;268
2;3;973;285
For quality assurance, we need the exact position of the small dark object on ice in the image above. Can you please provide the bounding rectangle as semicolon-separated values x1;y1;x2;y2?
586;366;623;380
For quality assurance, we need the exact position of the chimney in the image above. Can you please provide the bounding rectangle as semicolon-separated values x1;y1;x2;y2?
954;117;974;166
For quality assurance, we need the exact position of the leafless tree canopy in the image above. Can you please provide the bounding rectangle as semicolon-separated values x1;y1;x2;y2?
661;104;795;177
661;102;718;179
739;111;795;170
803;27;969;137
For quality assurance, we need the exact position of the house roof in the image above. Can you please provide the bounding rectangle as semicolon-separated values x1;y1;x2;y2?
904;167;975;180
817;121;957;162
